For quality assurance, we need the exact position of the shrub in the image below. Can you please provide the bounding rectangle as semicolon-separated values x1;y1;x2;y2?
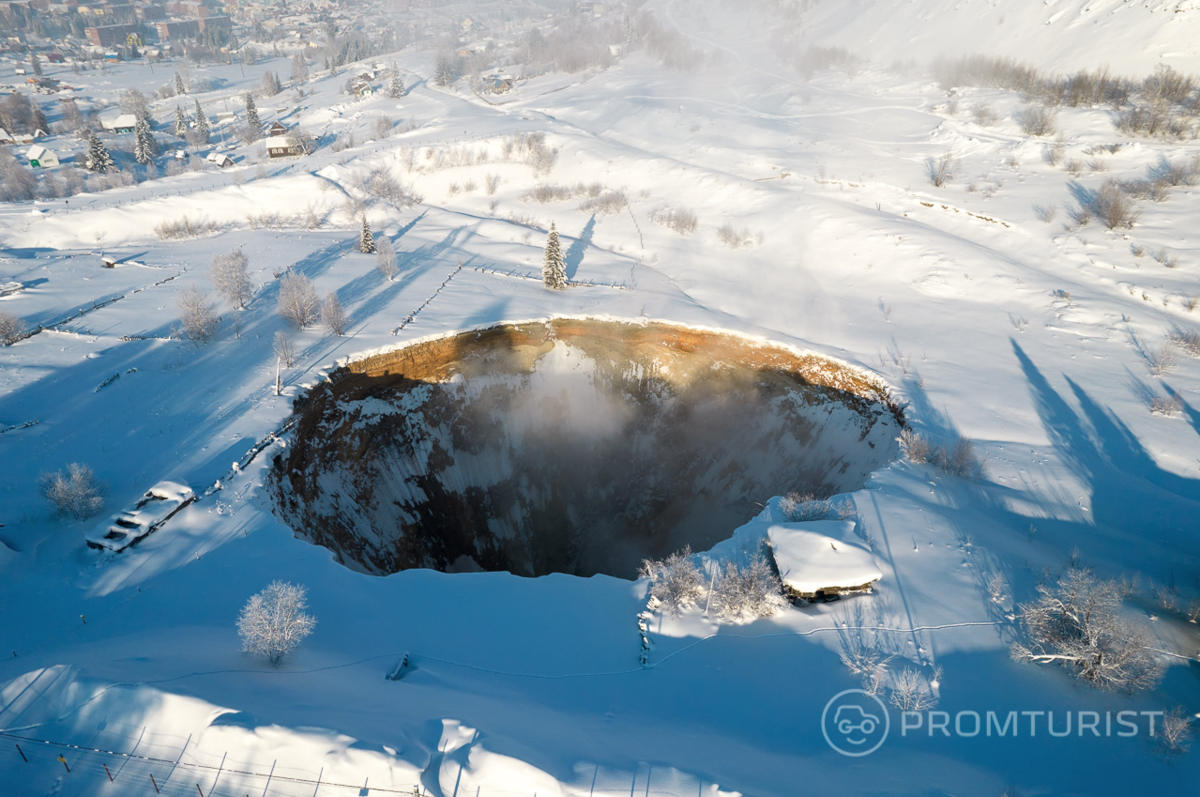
1012;568;1162;691
1033;204;1057;224
237;580;316;665
1091;179;1140;229
40;463;105;520
376;237;398;279
1019;105;1056;136
778;492;833;522
0;308;27;344
650;206;699;235
898;428;932;464
1167;328;1200;357
924;153;957;187
971;103;997;126
277;272;320;329
711;555;788;623
1160;707;1193;755
638;546;706;616
578;189;627;215
716;223;757;248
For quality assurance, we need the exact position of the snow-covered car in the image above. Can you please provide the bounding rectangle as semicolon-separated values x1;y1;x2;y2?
85;481;195;552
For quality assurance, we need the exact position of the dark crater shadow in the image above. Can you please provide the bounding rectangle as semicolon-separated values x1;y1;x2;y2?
269;319;902;579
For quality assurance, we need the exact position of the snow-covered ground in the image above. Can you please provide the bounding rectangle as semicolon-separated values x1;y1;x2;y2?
3;1;1200;795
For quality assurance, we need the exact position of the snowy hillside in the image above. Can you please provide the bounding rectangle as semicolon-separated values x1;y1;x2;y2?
2;0;1200;795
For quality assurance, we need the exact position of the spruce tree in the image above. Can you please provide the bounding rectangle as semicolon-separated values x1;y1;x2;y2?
174;71;185;95
359;216;376;254
173;105;188;138
542;223;567;289
388;66;404;98
193;99;209;145
85;131;116;173
243;93;261;142
133;115;157;164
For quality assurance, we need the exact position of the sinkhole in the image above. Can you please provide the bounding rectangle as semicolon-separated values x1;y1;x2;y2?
268;319;903;579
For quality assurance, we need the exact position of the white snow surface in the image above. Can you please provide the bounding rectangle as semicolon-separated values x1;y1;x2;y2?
767;521;884;594
2;1;1200;795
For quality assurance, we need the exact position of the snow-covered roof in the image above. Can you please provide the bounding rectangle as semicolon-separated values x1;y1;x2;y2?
264;135;292;149
767;521;882;596
0;128;12;142
102;113;138;130
26;144;49;159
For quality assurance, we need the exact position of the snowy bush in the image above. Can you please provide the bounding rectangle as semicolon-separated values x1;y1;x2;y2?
210;248;253;310
376;237;398;280
577;189;627;215
277;272;321;329
154;215;220;240
778;492;833;522
1011;568;1163;692
1090;180;1140;230
716;223;758;249
1019;105;1056;136
888;666;941;711
650;206;699;235
1167;328;1200;357
924;153;957;187
899;430;984;478
323;291;348;336
638;546;706;616
898;428;932;464
40;463;105;520
237;580;316;665
0;308;27;345
711;555;788;623
177;284;219;343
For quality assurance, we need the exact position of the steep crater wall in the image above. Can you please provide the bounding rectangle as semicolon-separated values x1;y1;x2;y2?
269;319;902;579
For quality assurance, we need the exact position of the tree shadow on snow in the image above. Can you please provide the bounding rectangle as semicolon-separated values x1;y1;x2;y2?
563;214;595;280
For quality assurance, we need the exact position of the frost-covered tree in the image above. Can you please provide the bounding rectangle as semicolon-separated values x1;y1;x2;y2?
273;330;297;367
277;271;320;328
174;71;186;95
290;53;309;84
285;128;316;155
434;52;456;87
542;222;567;288
84;131;116;173
40;463;105;520
1011;568;1163;692
0;307;27;344
30;53;41;77
133;115;157;165
323;291;348;336
177;283;219;343
118;88;151;121
711;555;788;623
173;105;188;138
210;247;253;309
388;66;405;98
0;150;37;201
261;70;281;97
242;93;261;143
375;236;397;279
59;97;84;131
358;216;376;254
639;546;706;616
192;99;210;145
236;581;316;665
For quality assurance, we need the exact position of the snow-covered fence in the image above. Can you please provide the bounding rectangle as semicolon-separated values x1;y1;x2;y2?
390;262;464;335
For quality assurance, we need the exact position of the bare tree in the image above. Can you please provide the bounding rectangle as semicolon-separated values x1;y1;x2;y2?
1011;568;1163;691
236;581;316;665
0;307;27;345
375;236;398;279
285;128;316;155
177;283;219;343
277;272;320;328
273;330;297;367
40;463;105;520
322;291;348;336
888;666;941;711
711;555;788;623
210;248;253;309
638;546;706;616
1160;706;1193;755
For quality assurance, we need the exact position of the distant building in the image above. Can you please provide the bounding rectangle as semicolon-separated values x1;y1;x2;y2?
264;135;301;159
85;22;139;48
205;151;233;167
101;114;137;133
155;18;200;39
267;121;287;137
26;144;59;167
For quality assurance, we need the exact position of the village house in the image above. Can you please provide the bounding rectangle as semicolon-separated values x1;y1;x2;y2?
267;121;288;137
101;113;137;134
26;144;59;167
205;151;233;167
265;134;301;159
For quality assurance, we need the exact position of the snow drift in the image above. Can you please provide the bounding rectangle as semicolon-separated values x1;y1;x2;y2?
269;320;901;579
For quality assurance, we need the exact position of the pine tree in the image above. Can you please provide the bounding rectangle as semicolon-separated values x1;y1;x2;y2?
193;99;209;145
243;93;261;143
542;223;567;289
133;115;157;164
388;65;405;98
261;70;280;97
174;71;185;95
173;105;187;138
85;131;116;173
359;216;376;254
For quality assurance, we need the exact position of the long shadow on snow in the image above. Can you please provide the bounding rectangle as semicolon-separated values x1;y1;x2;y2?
563;214;595;280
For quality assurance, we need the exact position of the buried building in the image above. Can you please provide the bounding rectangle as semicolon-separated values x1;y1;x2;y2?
766;520;883;601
